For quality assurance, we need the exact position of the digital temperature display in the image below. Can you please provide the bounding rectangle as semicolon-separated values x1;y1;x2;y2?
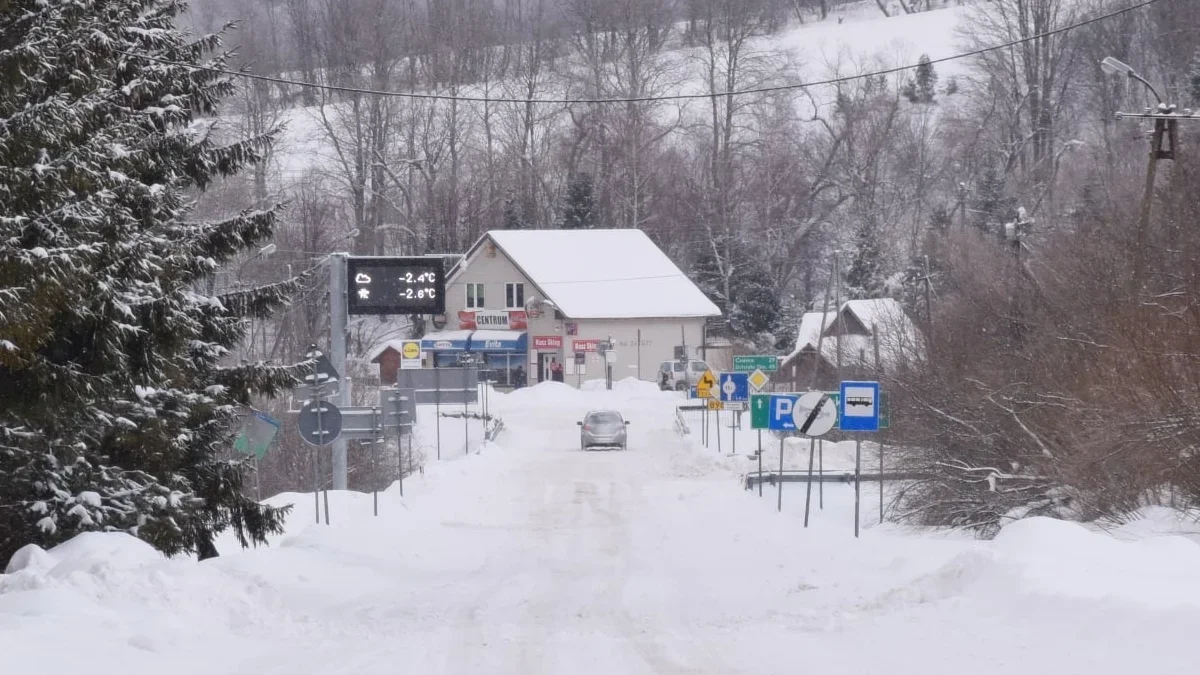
346;257;446;315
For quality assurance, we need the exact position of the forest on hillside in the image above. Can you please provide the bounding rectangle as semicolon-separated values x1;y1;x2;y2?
188;0;1200;529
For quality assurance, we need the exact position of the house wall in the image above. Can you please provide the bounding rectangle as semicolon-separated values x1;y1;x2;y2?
440;235;716;386
566;318;707;384
375;350;401;385
445;241;554;334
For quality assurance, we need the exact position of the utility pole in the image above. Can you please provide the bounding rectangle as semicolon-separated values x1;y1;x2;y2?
1100;56;1199;287
1004;209;1033;343
330;253;349;491
922;255;933;352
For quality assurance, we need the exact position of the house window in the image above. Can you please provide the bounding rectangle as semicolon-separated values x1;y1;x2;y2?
505;282;525;309
466;283;485;309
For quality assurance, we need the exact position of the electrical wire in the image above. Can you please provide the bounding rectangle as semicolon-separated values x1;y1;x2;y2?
120;0;1167;106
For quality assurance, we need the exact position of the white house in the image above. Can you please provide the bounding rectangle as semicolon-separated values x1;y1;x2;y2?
777;298;924;389
419;229;722;386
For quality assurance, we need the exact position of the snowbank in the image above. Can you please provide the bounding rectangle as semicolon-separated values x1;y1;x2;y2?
5;366;1200;674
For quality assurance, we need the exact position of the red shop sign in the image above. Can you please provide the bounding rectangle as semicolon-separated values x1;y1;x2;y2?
533;335;563;350
572;338;599;353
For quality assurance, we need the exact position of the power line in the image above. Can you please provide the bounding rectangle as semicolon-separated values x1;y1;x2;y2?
121;0;1166;106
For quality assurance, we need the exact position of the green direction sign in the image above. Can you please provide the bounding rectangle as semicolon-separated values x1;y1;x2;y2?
828;391;890;430
234;410;281;460
750;394;771;429
733;355;779;373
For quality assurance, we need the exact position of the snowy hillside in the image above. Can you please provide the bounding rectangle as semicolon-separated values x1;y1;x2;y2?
4;380;1200;674
263;4;969;181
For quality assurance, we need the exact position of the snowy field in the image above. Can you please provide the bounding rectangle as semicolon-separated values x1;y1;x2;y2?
4;379;1200;674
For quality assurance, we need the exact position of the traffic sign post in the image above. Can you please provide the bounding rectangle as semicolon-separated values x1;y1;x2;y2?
750;394;770;429
733;355;779;372
791;391;837;437
838;380;880;539
298;400;343;446
696;369;717;399
766;392;837;435
747;368;770;392
839;381;881;432
718;372;749;402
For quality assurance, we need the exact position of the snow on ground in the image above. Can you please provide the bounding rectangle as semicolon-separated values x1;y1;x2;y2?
5;379;1200;674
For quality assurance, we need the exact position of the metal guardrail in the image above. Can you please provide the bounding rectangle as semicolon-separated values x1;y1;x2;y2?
484;417;505;442
675;403;708;436
744;469;924;490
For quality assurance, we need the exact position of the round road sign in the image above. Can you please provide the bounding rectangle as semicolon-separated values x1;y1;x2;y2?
401;341;420;359
791;391;837;437
298;400;343;446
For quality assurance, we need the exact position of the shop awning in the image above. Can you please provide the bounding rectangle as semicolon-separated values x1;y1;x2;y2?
421;330;472;351
419;330;527;352
469;330;527;352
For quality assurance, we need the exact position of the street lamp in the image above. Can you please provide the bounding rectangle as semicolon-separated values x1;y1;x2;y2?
1100;56;1164;104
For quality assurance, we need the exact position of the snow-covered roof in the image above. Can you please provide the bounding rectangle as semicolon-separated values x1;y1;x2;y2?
796;311;836;352
367;339;411;362
471;229;721;320
782;298;923;370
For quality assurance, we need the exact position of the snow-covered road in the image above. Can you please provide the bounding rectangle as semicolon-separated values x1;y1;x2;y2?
5;380;1200;674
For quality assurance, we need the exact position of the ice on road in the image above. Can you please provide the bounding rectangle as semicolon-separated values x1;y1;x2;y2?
4;380;1200;675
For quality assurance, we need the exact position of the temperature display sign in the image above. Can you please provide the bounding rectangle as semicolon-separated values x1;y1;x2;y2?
346;257;446;315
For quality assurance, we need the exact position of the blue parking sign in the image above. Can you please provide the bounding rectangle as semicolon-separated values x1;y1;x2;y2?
718;372;749;402
767;394;800;430
839;380;880;432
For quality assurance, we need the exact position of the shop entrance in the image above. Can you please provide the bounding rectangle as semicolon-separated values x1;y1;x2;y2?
538;352;564;382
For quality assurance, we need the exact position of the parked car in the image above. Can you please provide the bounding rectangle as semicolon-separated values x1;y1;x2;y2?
577;410;630;451
657;359;710;391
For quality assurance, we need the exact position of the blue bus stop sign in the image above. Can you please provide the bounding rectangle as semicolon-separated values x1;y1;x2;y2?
839;381;880;432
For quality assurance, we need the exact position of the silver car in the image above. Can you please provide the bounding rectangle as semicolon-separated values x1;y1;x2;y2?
577;410;630;451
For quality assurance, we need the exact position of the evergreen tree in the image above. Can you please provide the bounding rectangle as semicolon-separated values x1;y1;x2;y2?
903;54;938;104
560;172;596;229
972;165;1016;236
729;259;780;340
845;218;887;299
0;0;303;563
692;239;780;342
502;190;526;229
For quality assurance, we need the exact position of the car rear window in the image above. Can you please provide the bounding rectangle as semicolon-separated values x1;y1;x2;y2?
588;412;622;424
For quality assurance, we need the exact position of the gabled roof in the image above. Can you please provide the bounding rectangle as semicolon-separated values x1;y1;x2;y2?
797;310;837;349
367;339;411;363
782;298;924;371
455;229;722;320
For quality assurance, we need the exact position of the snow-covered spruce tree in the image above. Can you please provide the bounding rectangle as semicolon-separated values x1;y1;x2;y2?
845;218;887;300
0;0;304;563
560;172;596;229
502;190;526;229
692;239;780;343
902;54;937;104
